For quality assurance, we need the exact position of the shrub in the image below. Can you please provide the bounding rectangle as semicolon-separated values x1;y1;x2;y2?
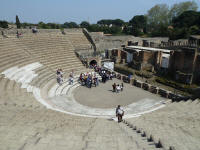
0;21;8;28
155;77;197;93
135;71;153;79
114;64;134;76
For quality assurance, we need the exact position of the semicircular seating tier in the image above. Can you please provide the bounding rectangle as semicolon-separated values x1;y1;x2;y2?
0;29;200;150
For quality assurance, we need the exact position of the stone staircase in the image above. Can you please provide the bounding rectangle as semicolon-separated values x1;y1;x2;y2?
0;102;164;150
125;99;200;150
0;30;199;150
66;32;92;50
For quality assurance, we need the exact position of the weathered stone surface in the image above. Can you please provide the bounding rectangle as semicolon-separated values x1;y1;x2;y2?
158;88;169;98
135;80;143;88
149;86;158;94
142;83;150;91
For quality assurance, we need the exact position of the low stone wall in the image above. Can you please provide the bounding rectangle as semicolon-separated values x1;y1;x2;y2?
82;28;96;52
115;72;184;100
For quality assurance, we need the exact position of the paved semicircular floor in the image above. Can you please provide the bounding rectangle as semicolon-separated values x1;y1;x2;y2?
74;78;165;109
1;62;167;119
48;78;167;118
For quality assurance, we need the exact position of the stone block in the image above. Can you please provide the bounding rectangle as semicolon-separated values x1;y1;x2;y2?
142;83;150;90
158;88;169;98
136;80;143;88
133;79;137;86
149;86;158;94
122;76;130;83
141;131;146;137
116;74;122;80
156;139;163;148
168;92;176;99
148;134;154;142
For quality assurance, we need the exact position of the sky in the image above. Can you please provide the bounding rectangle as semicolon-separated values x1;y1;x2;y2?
1;0;200;24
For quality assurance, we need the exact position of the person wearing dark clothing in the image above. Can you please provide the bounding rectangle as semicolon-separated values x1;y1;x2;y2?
121;83;123;91
112;83;116;92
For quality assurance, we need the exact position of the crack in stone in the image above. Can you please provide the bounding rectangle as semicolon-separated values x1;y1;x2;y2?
35;137;41;145
18;143;26;150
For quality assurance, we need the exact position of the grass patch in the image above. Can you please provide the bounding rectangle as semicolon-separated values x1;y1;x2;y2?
114;64;153;79
155;76;198;93
135;71;153;79
114;64;134;76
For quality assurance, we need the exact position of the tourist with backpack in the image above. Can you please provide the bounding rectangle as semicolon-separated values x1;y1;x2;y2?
116;105;124;122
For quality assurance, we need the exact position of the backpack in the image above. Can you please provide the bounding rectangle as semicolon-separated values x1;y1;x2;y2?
117;108;124;115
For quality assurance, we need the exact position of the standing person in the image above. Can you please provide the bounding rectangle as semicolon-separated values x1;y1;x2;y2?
121;83;124;91
95;76;99;86
116;105;124;123
56;69;60;75
112;83;116;92
116;84;120;93
69;71;74;85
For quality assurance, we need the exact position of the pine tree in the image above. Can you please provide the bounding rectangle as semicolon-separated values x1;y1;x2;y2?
16;15;21;28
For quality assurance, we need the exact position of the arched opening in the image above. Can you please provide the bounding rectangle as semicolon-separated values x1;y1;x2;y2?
89;60;97;67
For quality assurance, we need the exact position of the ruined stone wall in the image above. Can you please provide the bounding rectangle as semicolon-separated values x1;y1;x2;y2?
132;52;141;62
194;54;200;83
140;51;157;71
169;48;198;84
141;51;155;64
172;52;185;72
172;49;196;73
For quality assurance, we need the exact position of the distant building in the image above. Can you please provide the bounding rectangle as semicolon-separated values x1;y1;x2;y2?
123;46;172;71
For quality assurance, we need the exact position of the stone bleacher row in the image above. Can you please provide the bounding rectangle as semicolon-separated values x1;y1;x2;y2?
66;32;92;50
0;29;93;107
124;99;200;150
0;29;199;150
116;72;200;150
0;64;160;150
0;30;146;150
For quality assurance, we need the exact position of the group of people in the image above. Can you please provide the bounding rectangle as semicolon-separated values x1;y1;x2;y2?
56;69;64;85
93;65;116;83
112;83;123;93
16;31;22;38
79;72;99;88
55;67;125;122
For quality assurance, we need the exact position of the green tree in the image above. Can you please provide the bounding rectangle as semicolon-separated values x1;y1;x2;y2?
0;21;8;28
150;23;168;37
63;22;79;28
172;11;200;28
16;15;21;28
169;1;198;21
112;19;125;26
47;23;60;29
38;22;49;29
129;15;147;29
97;19;112;26
147;4;169;27
169;11;200;39
129;15;147;36
80;21;90;28
88;24;100;32
97;19;125;27
189;25;199;35
122;25;132;35
109;26;122;34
